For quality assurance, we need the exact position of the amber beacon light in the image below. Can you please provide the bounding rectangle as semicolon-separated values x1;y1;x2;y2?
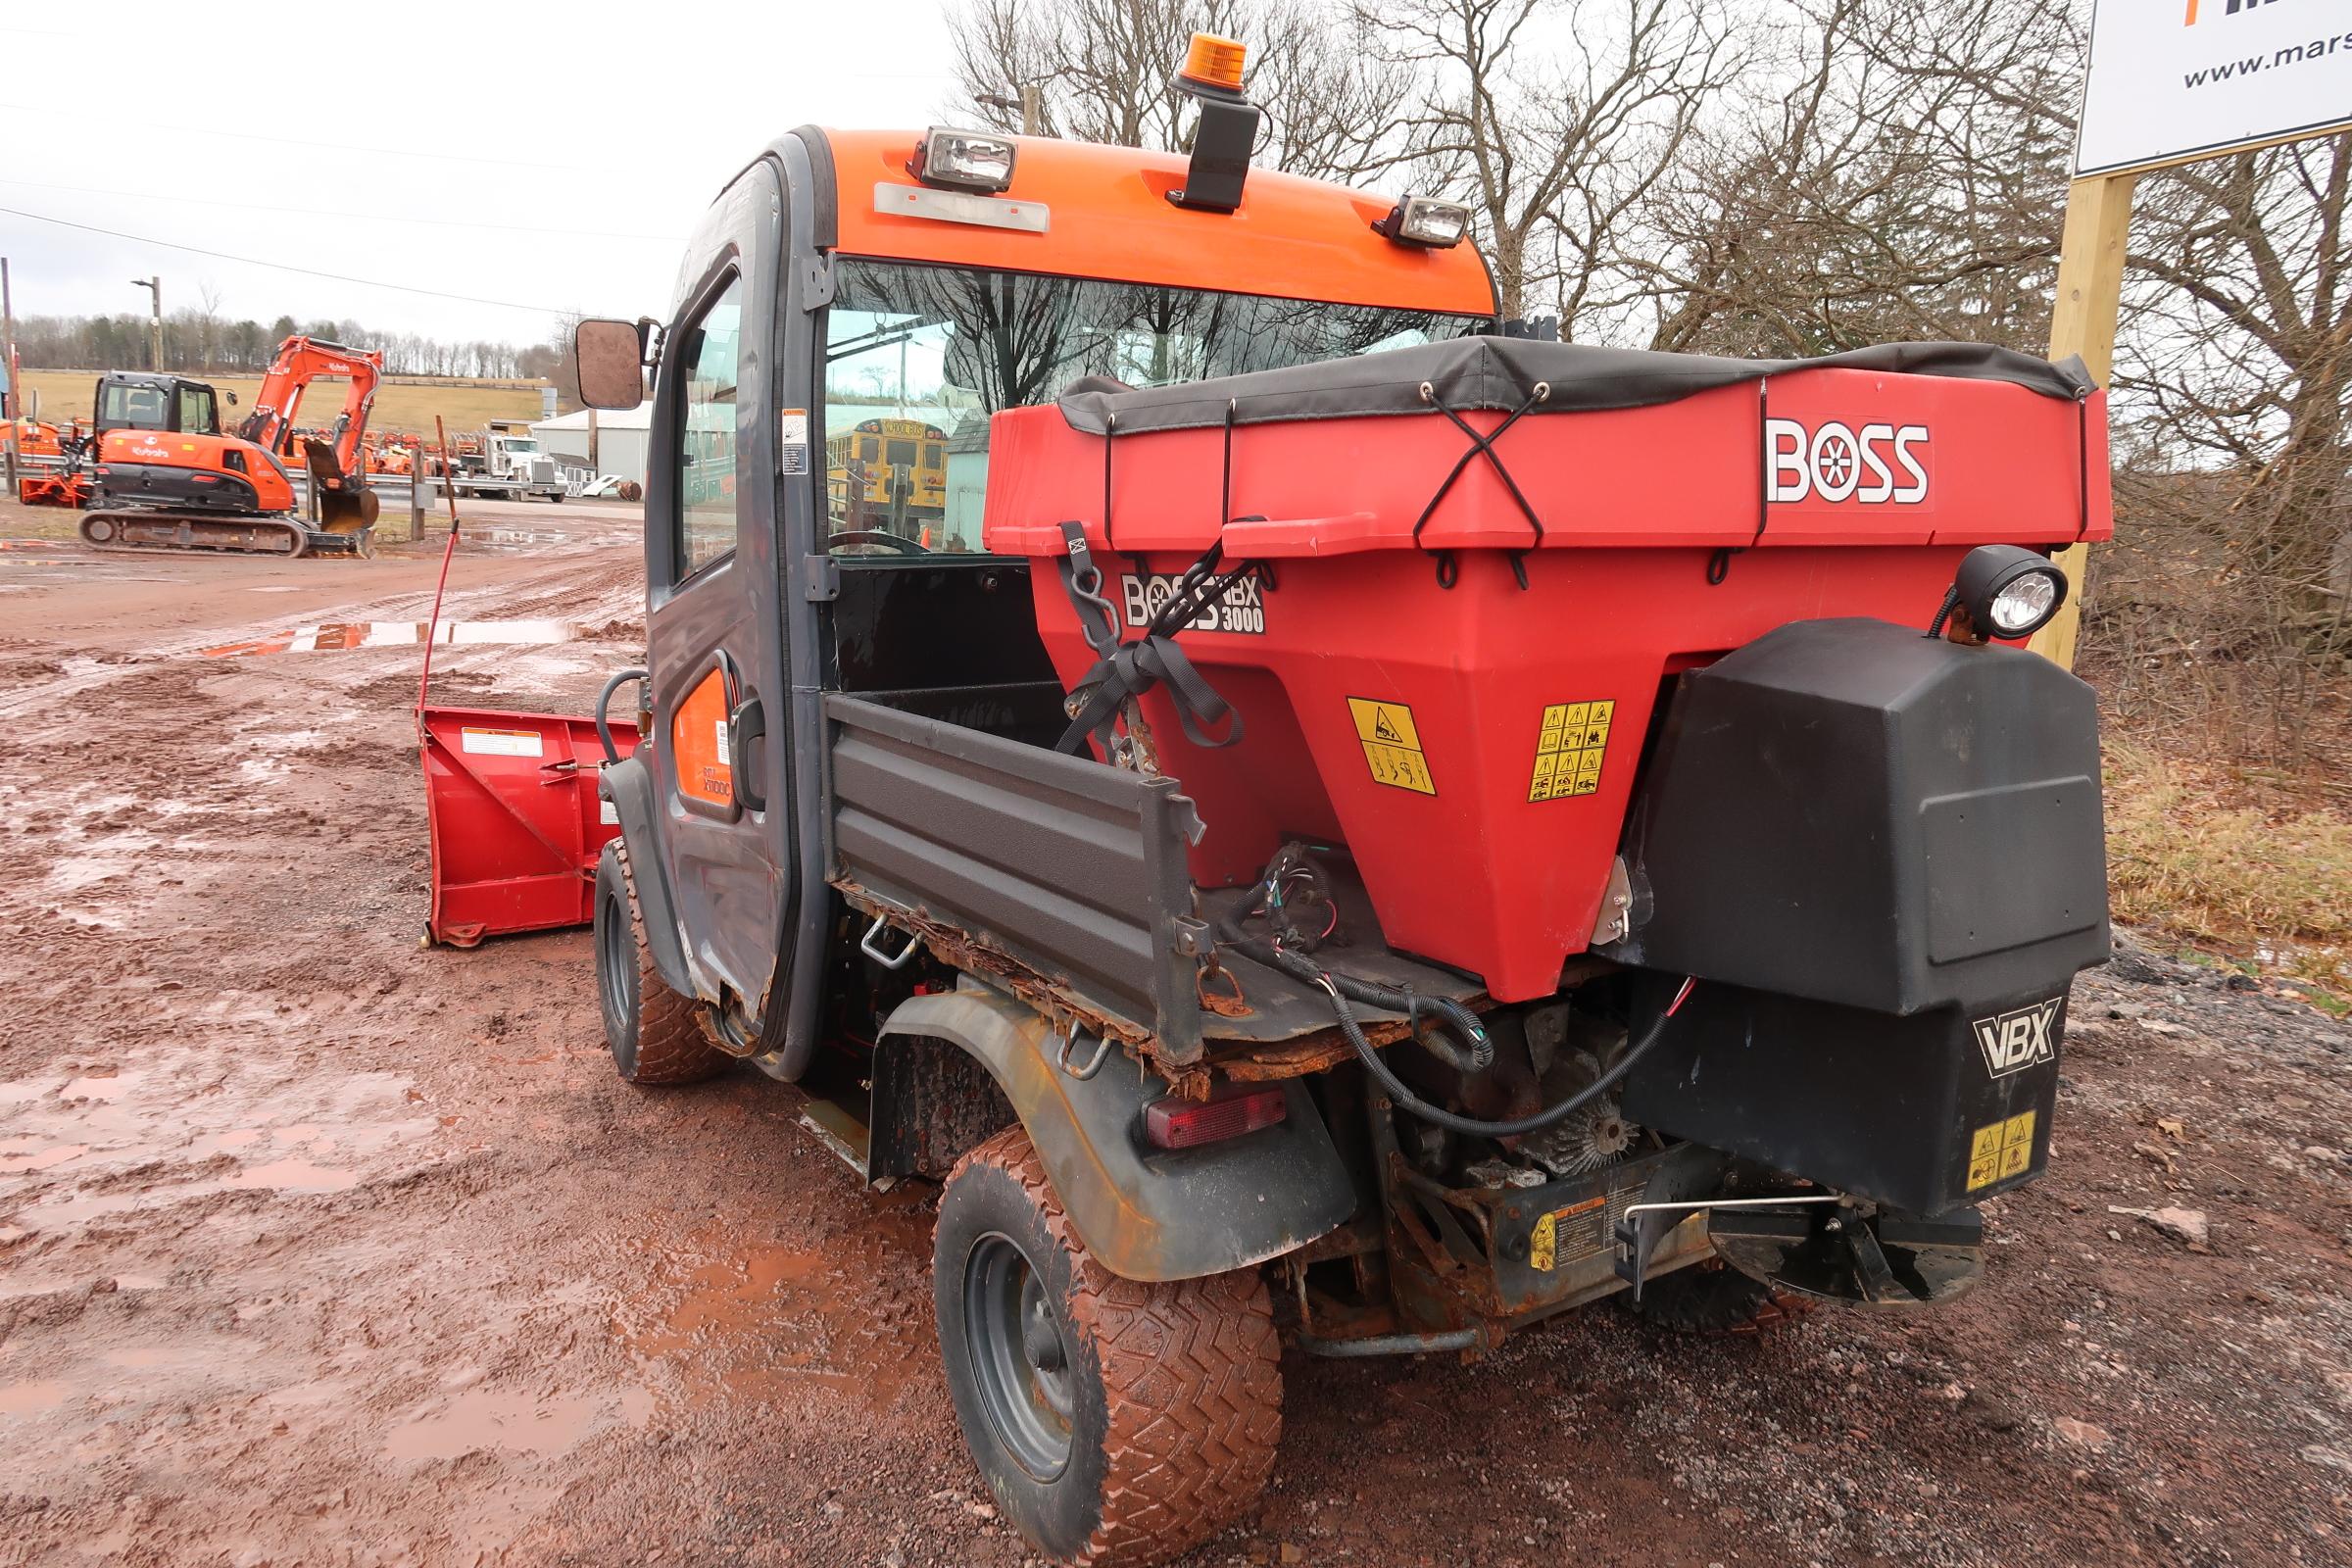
1178;32;1249;96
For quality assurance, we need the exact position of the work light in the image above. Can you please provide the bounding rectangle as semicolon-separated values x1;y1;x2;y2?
911;127;1017;194
1376;196;1471;249
1953;544;2069;639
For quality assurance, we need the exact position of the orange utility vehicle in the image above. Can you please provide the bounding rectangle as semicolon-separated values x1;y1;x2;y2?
79;335;384;557
493;31;2110;1568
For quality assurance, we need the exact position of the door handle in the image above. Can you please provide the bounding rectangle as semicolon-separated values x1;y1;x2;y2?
728;692;767;812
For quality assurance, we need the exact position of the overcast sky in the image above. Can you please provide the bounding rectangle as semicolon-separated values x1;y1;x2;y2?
0;0;966;349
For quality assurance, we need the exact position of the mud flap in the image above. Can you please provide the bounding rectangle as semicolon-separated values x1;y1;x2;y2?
879;986;1355;1283
597;754;695;995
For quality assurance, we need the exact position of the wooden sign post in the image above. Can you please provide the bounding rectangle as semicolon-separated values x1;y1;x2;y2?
2028;172;2135;667
2027;0;2352;667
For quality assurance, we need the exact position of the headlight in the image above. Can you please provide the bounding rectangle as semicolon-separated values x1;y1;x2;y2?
1952;544;2068;640
910;127;1016;194
1376;196;1471;248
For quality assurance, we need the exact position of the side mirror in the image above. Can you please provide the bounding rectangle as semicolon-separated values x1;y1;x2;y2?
225;390;240;407
575;318;648;410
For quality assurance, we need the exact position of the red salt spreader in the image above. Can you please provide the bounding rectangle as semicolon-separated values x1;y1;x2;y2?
987;337;2112;1005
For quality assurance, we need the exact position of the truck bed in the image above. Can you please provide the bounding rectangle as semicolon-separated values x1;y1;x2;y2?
825;692;1483;1070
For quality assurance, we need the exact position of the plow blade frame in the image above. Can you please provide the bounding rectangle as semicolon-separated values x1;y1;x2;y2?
420;705;638;946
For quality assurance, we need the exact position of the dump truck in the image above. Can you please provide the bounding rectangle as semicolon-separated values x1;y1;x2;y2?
425;34;2112;1566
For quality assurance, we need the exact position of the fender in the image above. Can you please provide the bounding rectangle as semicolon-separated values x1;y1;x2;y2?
598;755;695;996
880;987;1355;1283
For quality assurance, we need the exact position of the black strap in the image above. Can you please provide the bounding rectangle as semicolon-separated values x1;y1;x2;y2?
1052;522;1256;757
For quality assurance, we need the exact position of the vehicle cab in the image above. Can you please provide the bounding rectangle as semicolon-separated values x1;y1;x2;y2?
93;372;225;438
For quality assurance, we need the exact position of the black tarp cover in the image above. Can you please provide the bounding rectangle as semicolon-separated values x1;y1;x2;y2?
1055;336;2095;436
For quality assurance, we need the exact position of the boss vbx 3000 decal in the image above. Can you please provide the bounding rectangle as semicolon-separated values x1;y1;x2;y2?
1121;571;1266;634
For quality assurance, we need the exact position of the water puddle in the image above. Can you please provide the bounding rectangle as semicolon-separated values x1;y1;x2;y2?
0;1050;436;1236
199;620;575;658
382;1388;648;1464
614;1205;936;1411
0;1379;73;1415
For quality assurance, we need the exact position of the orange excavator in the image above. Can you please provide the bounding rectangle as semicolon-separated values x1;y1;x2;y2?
79;335;384;557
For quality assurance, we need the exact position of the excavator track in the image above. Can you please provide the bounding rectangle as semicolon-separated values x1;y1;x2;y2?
78;509;367;559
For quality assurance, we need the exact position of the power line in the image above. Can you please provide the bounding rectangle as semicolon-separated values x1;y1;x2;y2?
0;205;577;317
0;100;602;174
0;176;681;244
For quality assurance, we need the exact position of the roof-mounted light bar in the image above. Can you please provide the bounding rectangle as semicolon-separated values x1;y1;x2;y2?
908;126;1017;194
1376;196;1471;249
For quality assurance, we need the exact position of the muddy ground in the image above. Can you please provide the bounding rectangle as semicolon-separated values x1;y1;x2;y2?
1;498;2347;1568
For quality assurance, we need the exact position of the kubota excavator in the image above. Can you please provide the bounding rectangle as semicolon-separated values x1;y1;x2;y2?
78;335;384;557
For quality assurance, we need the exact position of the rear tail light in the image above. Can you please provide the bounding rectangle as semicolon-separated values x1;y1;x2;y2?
1144;1084;1288;1150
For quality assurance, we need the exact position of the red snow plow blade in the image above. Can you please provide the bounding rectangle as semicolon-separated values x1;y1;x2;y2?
419;706;635;946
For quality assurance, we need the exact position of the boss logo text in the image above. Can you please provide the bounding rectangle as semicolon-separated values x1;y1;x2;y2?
1765;418;1931;505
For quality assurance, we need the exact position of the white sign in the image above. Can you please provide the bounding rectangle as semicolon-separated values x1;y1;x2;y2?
2077;0;2352;176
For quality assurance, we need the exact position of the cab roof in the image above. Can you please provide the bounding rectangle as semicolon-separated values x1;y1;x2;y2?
813;127;1498;318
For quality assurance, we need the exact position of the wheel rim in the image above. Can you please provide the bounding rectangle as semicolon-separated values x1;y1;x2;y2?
963;1233;1075;1481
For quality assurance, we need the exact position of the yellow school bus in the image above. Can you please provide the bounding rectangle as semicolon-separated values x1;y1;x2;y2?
825;416;946;533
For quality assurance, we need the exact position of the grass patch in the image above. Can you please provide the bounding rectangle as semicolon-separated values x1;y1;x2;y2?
2104;739;2352;1007
0;495;87;540
13;368;544;440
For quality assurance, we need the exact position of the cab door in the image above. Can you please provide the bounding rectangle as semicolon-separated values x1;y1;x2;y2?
641;164;796;1042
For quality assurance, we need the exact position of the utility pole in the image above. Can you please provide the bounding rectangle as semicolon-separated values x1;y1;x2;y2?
2;257;17;496
130;275;162;370
978;86;1045;137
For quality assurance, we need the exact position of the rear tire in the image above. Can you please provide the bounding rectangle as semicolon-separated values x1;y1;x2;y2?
1621;1261;1787;1335
593;842;728;1085
934;1127;1282;1566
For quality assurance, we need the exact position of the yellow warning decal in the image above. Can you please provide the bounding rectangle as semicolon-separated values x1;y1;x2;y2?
1528;699;1613;802
1528;1194;1606;1272
1348;697;1436;796
1530;1211;1555;1271
1966;1108;2037;1191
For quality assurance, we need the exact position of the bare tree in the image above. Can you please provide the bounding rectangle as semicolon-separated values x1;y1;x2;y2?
1349;0;1734;321
1632;0;2077;356
2123;136;2352;612
944;0;1417;183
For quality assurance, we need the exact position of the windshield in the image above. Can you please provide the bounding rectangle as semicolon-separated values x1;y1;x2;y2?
823;258;1492;554
100;380;172;431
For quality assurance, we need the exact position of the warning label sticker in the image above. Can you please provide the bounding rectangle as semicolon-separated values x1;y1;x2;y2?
1966;1108;2038;1192
780;408;808;475
1347;698;1435;796
1527;700;1614;802
460;726;545;758
1527;1177;1649;1272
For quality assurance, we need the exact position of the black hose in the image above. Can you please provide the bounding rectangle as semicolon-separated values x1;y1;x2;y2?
1323;974;1689;1138
1218;915;1493;1073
